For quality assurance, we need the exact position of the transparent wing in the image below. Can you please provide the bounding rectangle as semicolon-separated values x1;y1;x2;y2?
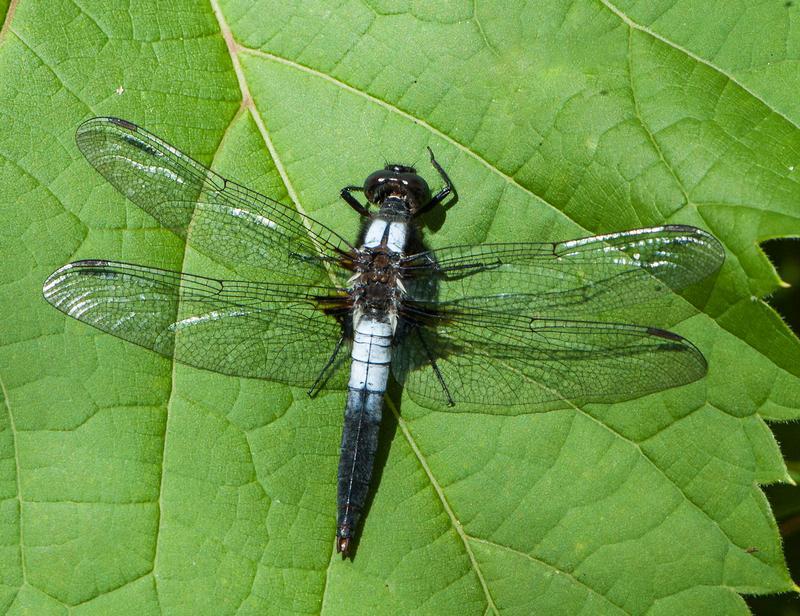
43;260;350;388
393;308;707;411
395;225;722;410
402;226;724;319
76;117;353;285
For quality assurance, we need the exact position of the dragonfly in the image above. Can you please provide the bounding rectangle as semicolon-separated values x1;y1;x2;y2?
43;117;725;556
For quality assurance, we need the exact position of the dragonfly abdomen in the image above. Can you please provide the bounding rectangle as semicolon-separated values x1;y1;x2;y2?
337;316;393;554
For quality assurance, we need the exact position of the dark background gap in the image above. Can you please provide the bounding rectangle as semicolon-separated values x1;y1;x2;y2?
747;238;800;615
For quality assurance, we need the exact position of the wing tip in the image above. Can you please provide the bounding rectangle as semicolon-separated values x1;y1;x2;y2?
75;117;142;157
645;325;683;342
42;260;113;299
107;117;139;131
77;116;138;134
663;224;726;269
645;325;709;378
43;262;78;298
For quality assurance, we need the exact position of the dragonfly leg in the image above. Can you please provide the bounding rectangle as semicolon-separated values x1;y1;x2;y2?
308;335;346;397
415;328;455;407
340;185;371;217
417;147;457;215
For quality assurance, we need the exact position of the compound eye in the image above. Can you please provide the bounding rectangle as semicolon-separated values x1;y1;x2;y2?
403;175;431;210
364;169;392;203
386;164;416;174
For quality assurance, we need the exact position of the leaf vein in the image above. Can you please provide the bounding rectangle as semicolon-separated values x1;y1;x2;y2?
0;373;25;603
599;0;800;131
388;397;500;615
0;0;19;43
467;535;630;615
236;45;585;237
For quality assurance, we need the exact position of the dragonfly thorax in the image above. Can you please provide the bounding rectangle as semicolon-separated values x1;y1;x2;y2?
350;249;403;318
356;281;397;315
376;196;414;220
352;246;401;273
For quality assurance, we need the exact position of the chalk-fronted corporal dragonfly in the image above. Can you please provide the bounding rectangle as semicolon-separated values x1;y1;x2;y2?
44;117;724;555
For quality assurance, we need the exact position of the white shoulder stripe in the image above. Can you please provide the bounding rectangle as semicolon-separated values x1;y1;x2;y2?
363;219;387;248
387;222;407;253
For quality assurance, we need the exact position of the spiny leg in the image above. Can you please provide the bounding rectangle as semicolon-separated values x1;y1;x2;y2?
415;327;455;406
340;185;370;217
308;335;346;397
417;147;456;215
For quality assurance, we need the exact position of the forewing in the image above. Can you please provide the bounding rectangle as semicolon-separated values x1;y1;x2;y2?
43;260;350;388
76;117;353;285
393;310;707;411
402;226;724;319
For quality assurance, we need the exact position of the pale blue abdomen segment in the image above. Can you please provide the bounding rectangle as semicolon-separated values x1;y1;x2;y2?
348;317;392;392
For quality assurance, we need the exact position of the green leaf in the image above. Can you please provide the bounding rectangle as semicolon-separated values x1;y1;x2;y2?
1;1;799;614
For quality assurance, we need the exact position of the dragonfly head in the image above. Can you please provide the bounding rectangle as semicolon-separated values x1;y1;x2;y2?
364;164;432;212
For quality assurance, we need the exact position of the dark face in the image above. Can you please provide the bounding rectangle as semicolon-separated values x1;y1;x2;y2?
363;164;431;212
